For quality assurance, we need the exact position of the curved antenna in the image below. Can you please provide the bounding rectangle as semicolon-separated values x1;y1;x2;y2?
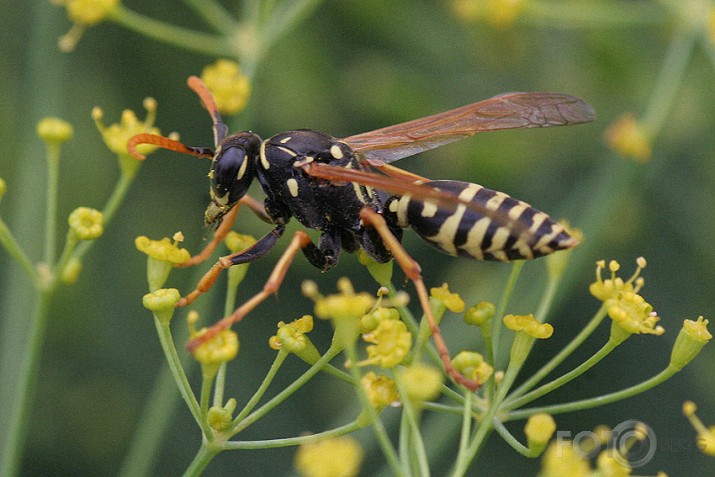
127;133;214;160
187;76;229;146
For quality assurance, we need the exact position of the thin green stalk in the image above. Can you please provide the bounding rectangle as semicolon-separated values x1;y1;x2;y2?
44;144;60;267
451;337;527;476
232;346;341;434
0;292;52;477
221;420;363;449
492;418;533;457
343;342;404;477
457;391;473;462
505;365;680;421
0;218;41;287
109;5;229;57
233;349;289;423
640;21;697;136
180;0;237;36
503;336;620;411
490;261;523;364
507;305;608;401
154;319;208;436
182;442;221;477
393;372;430;477
71;167;138;265
522;0;669;28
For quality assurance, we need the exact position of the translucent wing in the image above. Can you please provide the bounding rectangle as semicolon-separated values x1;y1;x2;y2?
344;92;595;164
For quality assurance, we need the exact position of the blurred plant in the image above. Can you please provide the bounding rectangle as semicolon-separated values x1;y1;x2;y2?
0;108;163;476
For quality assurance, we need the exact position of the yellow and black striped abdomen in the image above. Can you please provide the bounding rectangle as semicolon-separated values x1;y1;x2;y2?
386;180;577;262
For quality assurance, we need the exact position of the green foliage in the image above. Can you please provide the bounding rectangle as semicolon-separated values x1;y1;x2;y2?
1;1;715;476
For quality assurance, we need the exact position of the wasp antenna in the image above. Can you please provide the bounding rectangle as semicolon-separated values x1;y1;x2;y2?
127;133;214;160
187;76;229;146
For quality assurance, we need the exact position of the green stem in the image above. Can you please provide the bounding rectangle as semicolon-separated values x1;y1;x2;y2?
640;21;697;137
491;418;534;457
505;365;680;421
182;442;220;477
506;305;608;401
233;349;289;424
71;167;138;265
504;335;619;411
0;218;41;288
180;0;237;36
343;342;404;477
0;292;52;477
393;372;430;477
43;144;60;267
221;420;363;449
231;346;340;434
522;0;669;28
109;5;230;58
154;319;208;436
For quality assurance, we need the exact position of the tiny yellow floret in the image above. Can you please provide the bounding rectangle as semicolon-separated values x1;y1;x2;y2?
430;283;465;312
604;113;652;162
540;441;592;477
142;288;181;312
68;207;104;240
525;413;557;452
0;177;6;199
54;0;120;51
360;319;412;368
452;351;494;385
294;436;363;477
596;451;632;476
201;59;251;115
192;328;239;366
37;117;74;144
269;315;319;363
503;314;553;339
683;401;715;456
670;316;711;370
361;371;399;409
606;292;663;336
93;98;161;157
590;258;646;302
399;363;444;403
360;306;400;333
224;231;256;253
135;235;191;264
207;398;237;432
464;301;496;327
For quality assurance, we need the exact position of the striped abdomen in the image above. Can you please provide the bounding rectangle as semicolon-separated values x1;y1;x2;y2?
385;180;577;262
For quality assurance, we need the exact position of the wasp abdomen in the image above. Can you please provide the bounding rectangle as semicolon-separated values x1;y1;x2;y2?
386;180;577;262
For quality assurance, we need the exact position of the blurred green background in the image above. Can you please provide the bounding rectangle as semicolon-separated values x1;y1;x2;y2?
1;0;714;475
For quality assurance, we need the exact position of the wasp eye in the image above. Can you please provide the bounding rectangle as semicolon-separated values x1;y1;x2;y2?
212;146;250;196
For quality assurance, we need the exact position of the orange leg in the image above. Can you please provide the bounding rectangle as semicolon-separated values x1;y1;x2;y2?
359;208;479;391
186;230;312;352
177;195;270;269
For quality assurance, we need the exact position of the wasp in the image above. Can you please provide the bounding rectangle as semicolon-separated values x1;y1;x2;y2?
128;77;594;390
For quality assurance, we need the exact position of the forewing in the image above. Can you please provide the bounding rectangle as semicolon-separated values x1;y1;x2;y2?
344;92;595;164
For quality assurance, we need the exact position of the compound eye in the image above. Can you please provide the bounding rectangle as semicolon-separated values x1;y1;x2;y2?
211;146;252;201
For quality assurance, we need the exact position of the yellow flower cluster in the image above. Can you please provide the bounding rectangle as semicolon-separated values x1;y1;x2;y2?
360;319;412;368
201;59;251;116
452;351;494;386
604;113;652;163
294;436;363;477
92;98;161;158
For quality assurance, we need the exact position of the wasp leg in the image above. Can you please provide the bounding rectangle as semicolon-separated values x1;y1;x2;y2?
359;208;480;391
185;230;313;352
177;224;286;307
178;195;271;269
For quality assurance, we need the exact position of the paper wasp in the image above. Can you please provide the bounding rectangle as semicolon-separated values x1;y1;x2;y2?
128;77;594;390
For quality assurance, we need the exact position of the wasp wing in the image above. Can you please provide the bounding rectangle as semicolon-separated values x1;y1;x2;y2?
344;92;595;165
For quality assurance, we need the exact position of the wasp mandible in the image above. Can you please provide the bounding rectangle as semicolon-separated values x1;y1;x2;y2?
129;77;594;390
